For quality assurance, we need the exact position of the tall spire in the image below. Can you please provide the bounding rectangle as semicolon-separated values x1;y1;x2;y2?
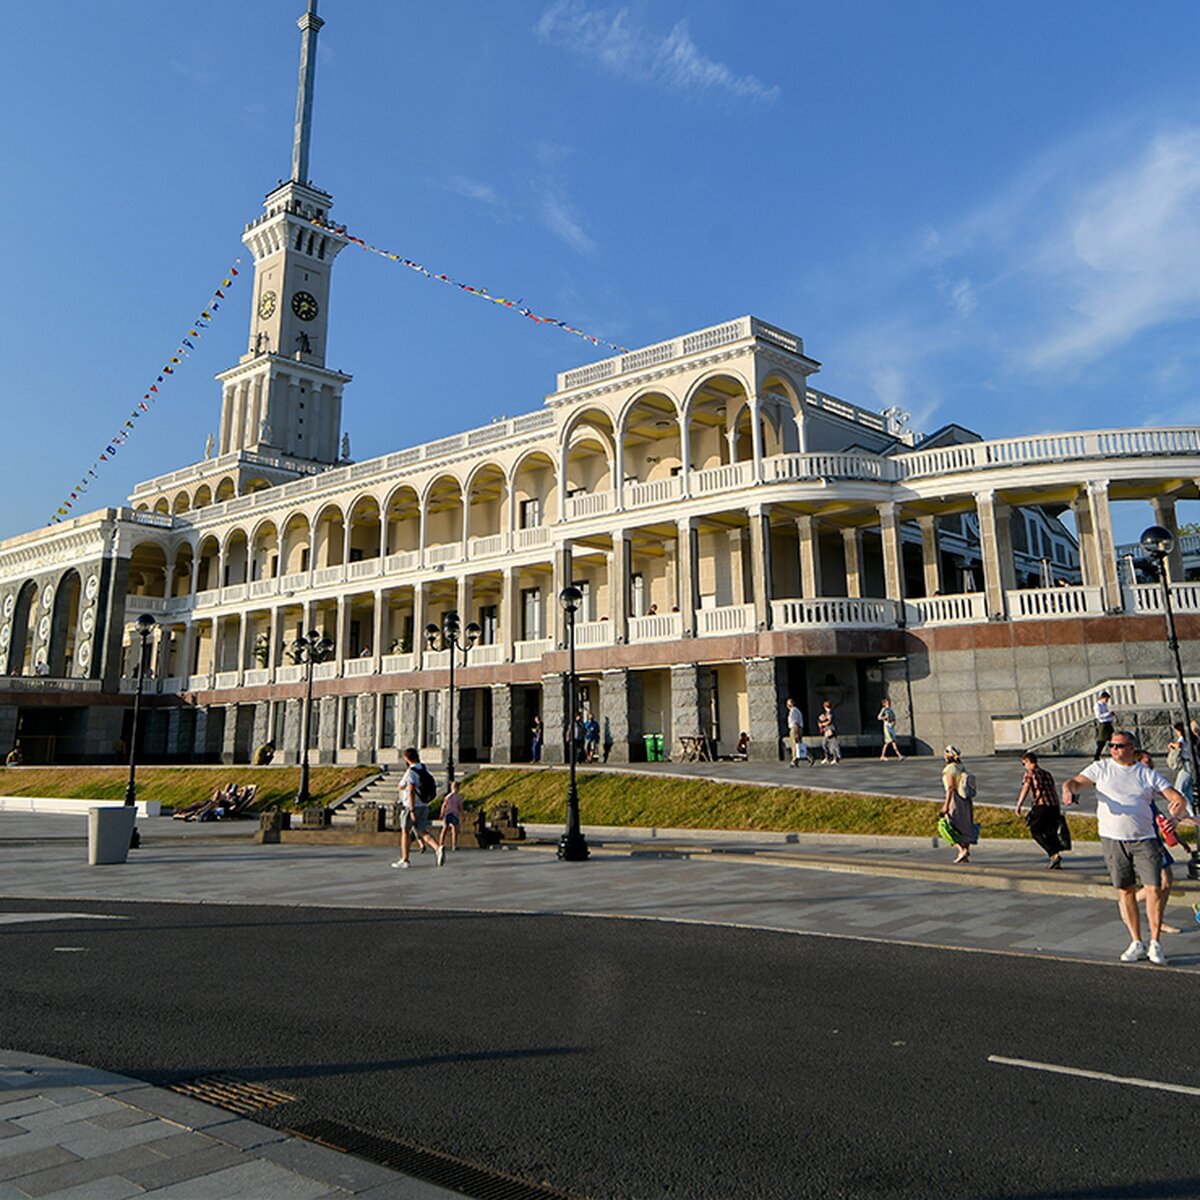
291;0;324;185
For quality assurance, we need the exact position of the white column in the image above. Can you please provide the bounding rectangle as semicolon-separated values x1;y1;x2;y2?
974;491;1015;617
796;515;822;598
842;528;865;598
919;515;942;597
747;505;773;628
878;503;905;602
677;517;699;636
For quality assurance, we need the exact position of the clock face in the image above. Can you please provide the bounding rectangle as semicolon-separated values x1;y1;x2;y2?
291;290;319;321
258;290;277;319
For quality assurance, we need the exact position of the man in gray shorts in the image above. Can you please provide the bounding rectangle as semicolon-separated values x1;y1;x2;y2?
1062;730;1185;965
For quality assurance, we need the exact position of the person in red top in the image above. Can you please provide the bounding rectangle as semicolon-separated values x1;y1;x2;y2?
1015;751;1066;869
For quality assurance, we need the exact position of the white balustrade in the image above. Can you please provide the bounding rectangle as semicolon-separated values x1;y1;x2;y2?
344;657;377;677
159;676;187;694
905;594;987;626
164;596;194;615
628;612;684;643
1007;585;1104;620
625;476;683;508
381;652;416;673
468;533;508;559
348;558;382;581
214;670;241;690
275;664;304;684
278;572;308;593
1129;582;1200;615
243;668;272;686
384;551;419;574
249;578;277;599
423;648;451;670
771;597;896;629
312;565;345;586
0;676;103;693
125;595;168;614
313;661;339;680
764;454;892;483
698;603;756;637
1013;679;1141;747
690;461;754;496
194;589;220;608
565;491;614;520
575;620;615;647
514;637;553;662
221;584;247;603
426;543;461;565
468;643;505;665
513;526;550;550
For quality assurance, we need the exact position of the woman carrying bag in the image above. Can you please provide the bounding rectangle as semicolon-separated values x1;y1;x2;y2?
940;745;977;864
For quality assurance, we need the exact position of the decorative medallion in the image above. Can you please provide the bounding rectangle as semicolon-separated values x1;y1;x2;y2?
37;615;50;641
76;641;92;668
85;574;99;601
41;585;53;612
0;623;9;648
2;594;13;618
81;609;95;635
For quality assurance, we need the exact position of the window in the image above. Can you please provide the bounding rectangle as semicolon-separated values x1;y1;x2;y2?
381;694;397;748
479;604;498;645
631;573;645;617
423;690;441;746
572;580;591;621
521;588;542;640
272;701;287;748
341;697;357;749
519;498;541;528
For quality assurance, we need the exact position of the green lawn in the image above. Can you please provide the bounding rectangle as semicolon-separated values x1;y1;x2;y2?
459;767;1104;841
0;765;375;811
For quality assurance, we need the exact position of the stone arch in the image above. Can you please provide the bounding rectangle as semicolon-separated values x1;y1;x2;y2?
171;543;194;597
193;483;213;509
172;491;191;514
280;512;311;576
128;542;168;598
48;569;82;677
222;527;250;585
511;450;559;526
153;497;170;514
250;519;280;581
242;476;272;496
464;461;508;541
618;388;683;485
8;580;38;675
562;408;616;499
384;485;420;555
313;502;345;568
682;372;755;472
423;475;464;553
214;476;236;503
346;494;382;562
196;534;221;592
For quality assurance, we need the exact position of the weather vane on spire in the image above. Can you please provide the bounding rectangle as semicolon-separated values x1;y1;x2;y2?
291;0;323;185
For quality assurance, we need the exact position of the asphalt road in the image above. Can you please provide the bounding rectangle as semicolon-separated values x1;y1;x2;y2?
2;899;1197;1200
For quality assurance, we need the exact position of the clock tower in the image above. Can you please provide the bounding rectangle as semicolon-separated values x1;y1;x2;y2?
216;0;352;466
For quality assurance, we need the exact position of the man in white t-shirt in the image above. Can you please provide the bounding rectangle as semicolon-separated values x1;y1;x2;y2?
1063;729;1185;965
390;747;444;870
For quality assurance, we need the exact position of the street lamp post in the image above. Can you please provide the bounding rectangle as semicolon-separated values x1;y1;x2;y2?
290;629;334;807
124;613;158;809
1140;524;1200;880
557;586;589;861
424;611;480;787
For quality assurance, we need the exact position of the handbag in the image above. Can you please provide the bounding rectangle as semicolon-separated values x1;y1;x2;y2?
936;814;958;846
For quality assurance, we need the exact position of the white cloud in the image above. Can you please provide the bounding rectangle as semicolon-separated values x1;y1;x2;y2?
535;2;779;103
168;59;213;86
447;175;501;206
534;143;597;255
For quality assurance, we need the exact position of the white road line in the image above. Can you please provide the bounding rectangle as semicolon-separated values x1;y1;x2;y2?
989;1055;1200;1097
0;913;128;926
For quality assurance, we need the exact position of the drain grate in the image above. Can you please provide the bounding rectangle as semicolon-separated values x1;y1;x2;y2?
290;1117;585;1200
169;1074;298;1115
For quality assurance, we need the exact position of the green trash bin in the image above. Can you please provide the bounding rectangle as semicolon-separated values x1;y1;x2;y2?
643;734;657;761
653;733;665;761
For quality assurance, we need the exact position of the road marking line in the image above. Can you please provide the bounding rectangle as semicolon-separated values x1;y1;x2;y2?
989;1055;1200;1097
0;913;128;926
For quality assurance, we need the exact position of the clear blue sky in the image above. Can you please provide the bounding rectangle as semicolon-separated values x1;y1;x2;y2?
4;1;1200;542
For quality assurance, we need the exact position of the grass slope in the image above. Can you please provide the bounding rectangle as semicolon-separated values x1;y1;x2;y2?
0;766;375;810
460;767;1103;841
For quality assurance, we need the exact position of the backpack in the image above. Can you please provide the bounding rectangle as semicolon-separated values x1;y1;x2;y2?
414;764;437;805
957;770;977;801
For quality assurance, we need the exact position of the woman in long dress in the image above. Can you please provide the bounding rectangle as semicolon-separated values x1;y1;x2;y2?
941;745;974;864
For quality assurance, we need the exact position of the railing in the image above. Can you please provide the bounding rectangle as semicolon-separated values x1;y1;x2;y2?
249;578;277;599
159;676;188;693
575;620;615;647
468;533;507;559
243;668;272;686
513;526;550;550
628;612;684;643
690;461;754;496
214;670;240;690
347;558;381;581
698;603;756;637
380;652;416;673
469;643;505;666
771;597;896;629
423;648;450;670
1129;582;1200;615
194;589;220;608
279;571;308;593
905;593;987;626
566;491;613;520
312;565;344;586
125;595;168;614
0;676;102;693
999;679;1142;749
426;543;461;565
626;476;683;508
221;583;247;603
313;661;339;680
1007;585;1104;621
384;551;419;574
513;637;552;662
344;657;376;677
276;664;304;684
764;453;892;483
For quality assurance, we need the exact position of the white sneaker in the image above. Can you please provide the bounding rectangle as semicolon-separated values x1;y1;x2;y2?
390;859;410;869
1119;939;1147;962
436;845;445;867
1147;940;1168;966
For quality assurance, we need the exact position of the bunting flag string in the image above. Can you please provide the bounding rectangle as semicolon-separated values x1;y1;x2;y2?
49;262;240;525
307;217;629;354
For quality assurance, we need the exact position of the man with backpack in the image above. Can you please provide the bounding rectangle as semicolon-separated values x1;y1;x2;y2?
391;747;444;869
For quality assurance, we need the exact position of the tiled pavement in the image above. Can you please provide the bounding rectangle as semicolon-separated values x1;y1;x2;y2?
0;1052;454;1200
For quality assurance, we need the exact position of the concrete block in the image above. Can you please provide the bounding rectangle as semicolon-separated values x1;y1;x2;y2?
87;807;137;866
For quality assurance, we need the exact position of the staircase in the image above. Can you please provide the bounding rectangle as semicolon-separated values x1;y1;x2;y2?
331;768;396;821
993;677;1200;752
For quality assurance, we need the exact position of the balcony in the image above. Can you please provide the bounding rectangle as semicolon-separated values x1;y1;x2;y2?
243;668;272;686
514;637;553;662
904;594;987;626
344;656;376;677
381;652;416;673
1006;585;1104;621
698;603;756;637
468;533;507;560
628;612;683;643
771;597;896;630
575;619;615;648
347;558;381;581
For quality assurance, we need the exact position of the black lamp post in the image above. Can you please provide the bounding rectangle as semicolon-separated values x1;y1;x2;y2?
124;613;158;808
1140;524;1200;880
557;585;589;861
424;610;480;787
290;629;334;807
